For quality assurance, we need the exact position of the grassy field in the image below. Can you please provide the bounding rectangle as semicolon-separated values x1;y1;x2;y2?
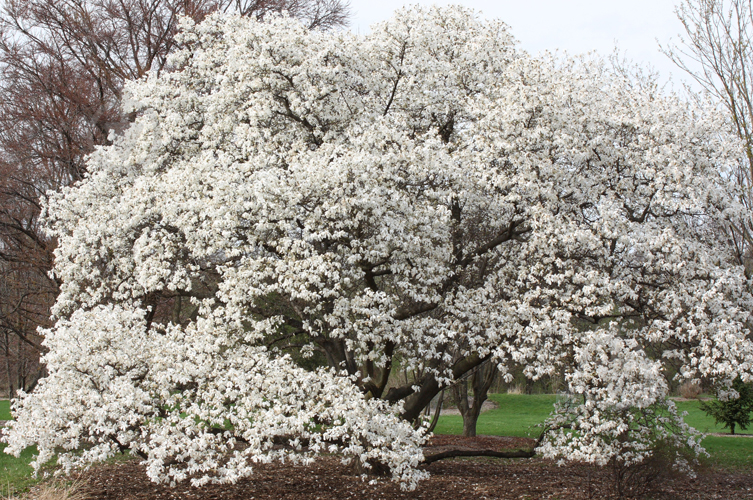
435;393;556;438
0;444;36;495
1;399;11;420
435;393;753;469
1;400;37;495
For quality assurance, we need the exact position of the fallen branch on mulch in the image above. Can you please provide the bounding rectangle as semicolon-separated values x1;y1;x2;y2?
423;447;535;464
262;432;545;466
422;432;547;464
422;434;540;464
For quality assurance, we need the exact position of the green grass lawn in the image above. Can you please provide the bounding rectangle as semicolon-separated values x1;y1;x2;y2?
1;399;11;420
434;394;753;469
673;399;753;468
1;399;39;495
434;393;556;438
0;443;37;495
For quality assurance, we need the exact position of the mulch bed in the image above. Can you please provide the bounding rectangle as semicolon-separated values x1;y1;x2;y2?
70;436;753;500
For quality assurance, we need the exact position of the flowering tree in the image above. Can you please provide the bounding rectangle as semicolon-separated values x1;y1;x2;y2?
0;0;349;399
3;5;753;489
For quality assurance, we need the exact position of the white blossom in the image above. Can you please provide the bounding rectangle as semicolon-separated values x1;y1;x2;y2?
4;5;753;487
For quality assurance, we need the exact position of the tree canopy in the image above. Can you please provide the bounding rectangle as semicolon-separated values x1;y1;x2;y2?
0;0;350;398
3;6;753;489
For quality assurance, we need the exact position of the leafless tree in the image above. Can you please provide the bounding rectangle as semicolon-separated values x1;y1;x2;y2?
220;0;350;29
664;0;753;270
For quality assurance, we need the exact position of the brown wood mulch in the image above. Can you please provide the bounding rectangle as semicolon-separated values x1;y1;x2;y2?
68;436;753;500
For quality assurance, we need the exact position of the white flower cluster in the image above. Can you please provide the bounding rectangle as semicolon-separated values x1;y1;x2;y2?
3;4;753;486
537;332;705;468
3;305;427;488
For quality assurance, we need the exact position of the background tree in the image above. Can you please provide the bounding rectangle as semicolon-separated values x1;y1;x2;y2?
664;0;753;270
450;361;497;437
0;0;350;397
699;378;753;434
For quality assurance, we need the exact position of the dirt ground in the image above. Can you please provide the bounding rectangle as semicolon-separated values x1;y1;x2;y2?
60;435;753;500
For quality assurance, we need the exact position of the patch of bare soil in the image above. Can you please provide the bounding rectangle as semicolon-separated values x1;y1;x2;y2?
439;399;497;416
74;436;753;500
707;433;753;438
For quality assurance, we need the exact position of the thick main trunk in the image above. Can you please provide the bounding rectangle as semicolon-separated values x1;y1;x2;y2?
462;413;480;437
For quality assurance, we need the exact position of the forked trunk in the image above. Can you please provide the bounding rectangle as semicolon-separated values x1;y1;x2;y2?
451;361;496;437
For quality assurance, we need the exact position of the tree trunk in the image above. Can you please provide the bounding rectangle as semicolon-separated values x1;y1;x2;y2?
400;353;489;423
451;361;496;437
17;338;27;392
462;411;480;437
451;374;472;435
4;331;13;399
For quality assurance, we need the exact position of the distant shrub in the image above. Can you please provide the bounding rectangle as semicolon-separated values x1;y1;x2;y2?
679;380;702;399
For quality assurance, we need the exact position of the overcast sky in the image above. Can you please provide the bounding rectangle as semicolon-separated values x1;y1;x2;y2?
347;1;699;90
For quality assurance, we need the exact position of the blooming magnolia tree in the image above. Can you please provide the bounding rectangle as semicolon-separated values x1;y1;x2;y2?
3;5;753;489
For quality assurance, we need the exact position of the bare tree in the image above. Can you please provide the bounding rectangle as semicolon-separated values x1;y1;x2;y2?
220;0;350;29
664;0;753;269
0;0;350;396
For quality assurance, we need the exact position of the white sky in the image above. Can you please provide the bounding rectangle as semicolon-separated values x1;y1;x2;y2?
348;1;700;90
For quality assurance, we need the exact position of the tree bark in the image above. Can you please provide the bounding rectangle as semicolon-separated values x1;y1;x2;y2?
401;353;490;423
422;448;535;464
451;361;496;437
3;331;13;399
